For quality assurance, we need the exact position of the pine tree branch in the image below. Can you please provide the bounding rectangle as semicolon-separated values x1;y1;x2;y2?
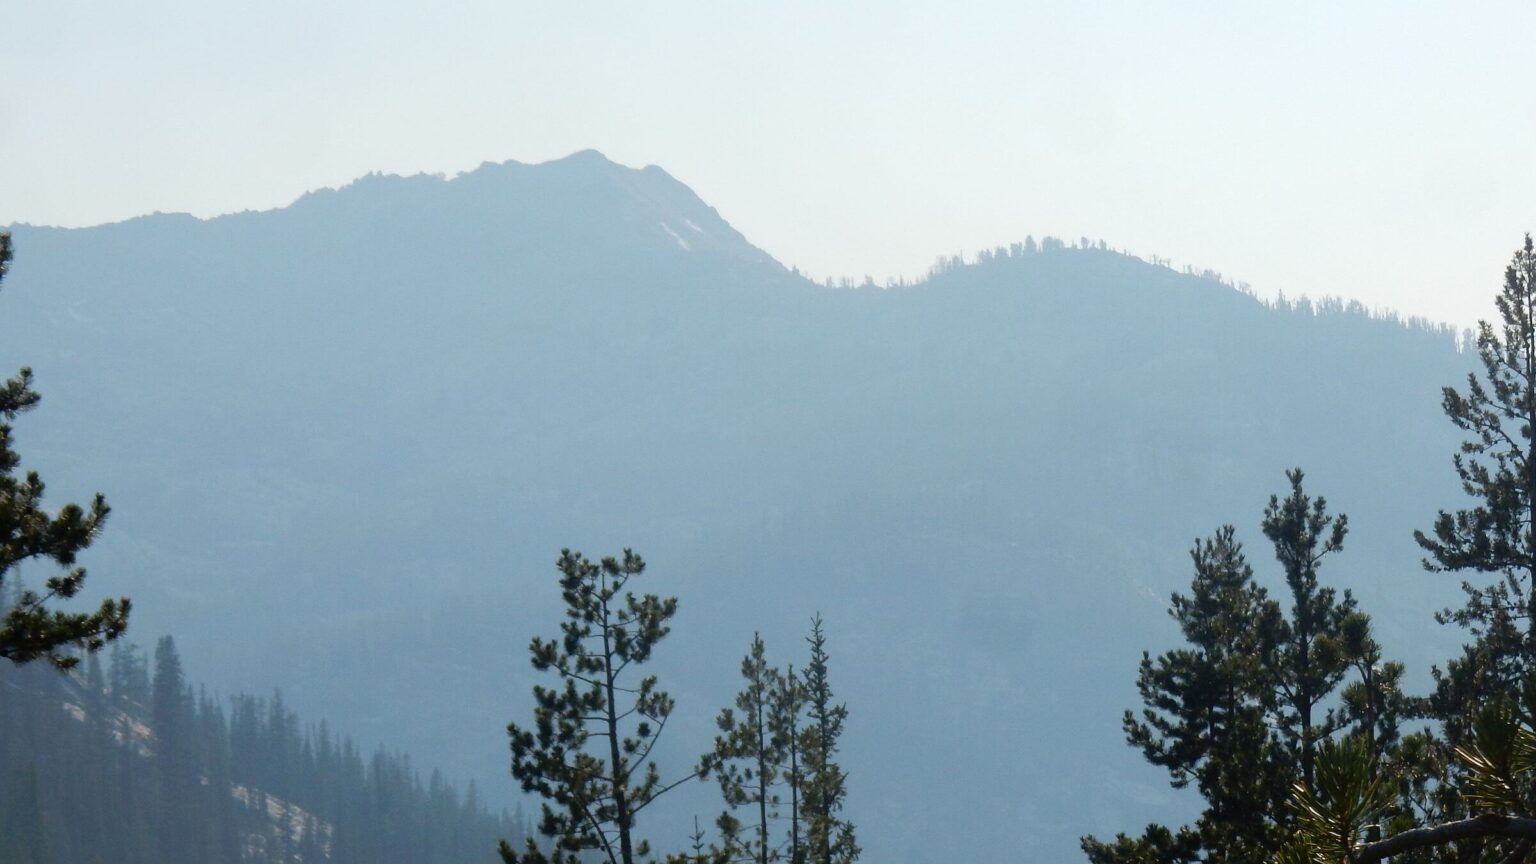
562;670;607;689
577;797;621;864
629;767;703;817
1355;814;1536;864
630;711;669;767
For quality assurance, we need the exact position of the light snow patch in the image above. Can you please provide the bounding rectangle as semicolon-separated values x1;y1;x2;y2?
684;218;705;234
661;222;691;251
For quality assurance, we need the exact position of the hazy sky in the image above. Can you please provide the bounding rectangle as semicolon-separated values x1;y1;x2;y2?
3;1;1533;329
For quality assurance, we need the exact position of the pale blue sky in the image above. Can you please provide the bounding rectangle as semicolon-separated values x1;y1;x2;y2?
3;1;1533;328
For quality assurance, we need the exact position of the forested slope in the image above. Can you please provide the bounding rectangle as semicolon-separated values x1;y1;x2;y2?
0;629;524;863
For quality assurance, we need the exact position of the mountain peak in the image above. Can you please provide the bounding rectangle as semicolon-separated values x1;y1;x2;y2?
550;147;615;165
10;151;784;276
282;151;784;271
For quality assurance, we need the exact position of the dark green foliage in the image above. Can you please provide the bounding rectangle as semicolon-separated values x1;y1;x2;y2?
1085;472;1396;864
1282;737;1395;864
800;616;856;864
503;549;690;864
1417;235;1536;738
1284;678;1536;864
770;665;806;864
1084;825;1202;864
1262;471;1355;789
1369;236;1536;849
700;620;853;864
0;230;128;669
675;815;731;864
1087;525;1287;864
1333;610;1411;779
704;633;790;864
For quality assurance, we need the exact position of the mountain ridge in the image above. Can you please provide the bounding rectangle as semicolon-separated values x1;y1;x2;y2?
0;154;1480;864
6;151;1466;340
8;150;785;275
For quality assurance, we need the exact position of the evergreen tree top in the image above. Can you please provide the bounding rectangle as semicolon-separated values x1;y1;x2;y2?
0;229;129;669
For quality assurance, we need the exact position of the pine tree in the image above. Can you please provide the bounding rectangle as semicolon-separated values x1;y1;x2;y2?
770;665;805;864
502;549;693;864
152;636;196;862
1084;473;1393;864
704;633;785;864
1261;469;1355;789
0;230;129;669
1333;611;1409;776
109;641;150;713
1416;234;1536;737
1085;526;1284;864
800;616;856;864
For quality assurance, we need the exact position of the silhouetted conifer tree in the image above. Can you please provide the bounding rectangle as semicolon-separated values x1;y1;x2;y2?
704;633;785;864
771;665;805;864
800;616;856;864
502;549;692;864
1084;472;1394;864
1417;234;1536;739
1261;471;1355;789
0;231;129;669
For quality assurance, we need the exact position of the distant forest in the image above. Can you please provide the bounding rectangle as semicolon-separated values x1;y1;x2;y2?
0;624;527;863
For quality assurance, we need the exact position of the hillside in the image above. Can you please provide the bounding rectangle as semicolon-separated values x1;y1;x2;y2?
0;152;1478;863
0;632;524;863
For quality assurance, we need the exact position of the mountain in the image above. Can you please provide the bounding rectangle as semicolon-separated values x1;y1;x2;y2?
1;151;1477;863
